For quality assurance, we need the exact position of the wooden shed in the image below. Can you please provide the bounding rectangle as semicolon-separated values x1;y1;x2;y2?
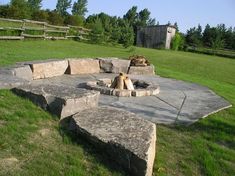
136;25;176;49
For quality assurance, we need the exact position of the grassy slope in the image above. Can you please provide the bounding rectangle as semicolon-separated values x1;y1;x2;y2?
0;40;234;176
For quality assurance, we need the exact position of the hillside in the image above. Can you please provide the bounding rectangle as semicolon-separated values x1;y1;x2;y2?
0;40;234;176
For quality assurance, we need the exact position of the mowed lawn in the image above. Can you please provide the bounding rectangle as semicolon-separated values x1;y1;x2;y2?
0;40;235;176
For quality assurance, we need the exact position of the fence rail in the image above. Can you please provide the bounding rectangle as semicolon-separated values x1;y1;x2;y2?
0;18;91;40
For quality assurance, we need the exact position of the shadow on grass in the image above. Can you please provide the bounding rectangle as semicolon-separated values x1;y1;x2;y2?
59;117;128;176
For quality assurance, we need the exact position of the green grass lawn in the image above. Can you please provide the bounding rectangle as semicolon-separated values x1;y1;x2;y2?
0;40;235;176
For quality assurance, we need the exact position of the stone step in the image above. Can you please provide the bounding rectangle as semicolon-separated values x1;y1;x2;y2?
67;59;100;75
25;59;68;80
70;107;156;176
0;74;29;89
12;84;100;119
98;58;131;74
0;65;32;81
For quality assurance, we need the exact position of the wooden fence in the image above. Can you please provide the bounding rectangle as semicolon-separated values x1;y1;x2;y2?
0;18;91;40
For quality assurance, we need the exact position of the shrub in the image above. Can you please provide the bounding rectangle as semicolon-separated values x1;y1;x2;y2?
64;15;84;26
31;10;49;22
171;32;185;50
47;10;64;25
89;18;104;44
0;5;10;18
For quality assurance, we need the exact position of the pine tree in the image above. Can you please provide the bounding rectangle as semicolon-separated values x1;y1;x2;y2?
72;0;88;17
123;6;138;26
56;0;71;16
28;0;42;11
137;8;151;27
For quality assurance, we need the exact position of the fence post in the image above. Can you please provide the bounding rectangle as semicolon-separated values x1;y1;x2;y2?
21;20;25;40
43;22;46;40
65;26;69;39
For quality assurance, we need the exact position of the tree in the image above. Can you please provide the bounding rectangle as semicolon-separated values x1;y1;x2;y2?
89;18;105;44
202;24;211;47
137;8;151;27
174;22;179;32
86;13;118;43
31;10;48;22
0;5;10;18
110;17;121;43
56;0;71;16
47;10;64;25
147;18;156;26
64;15;84;26
9;0;31;19
28;0;42;11
185;24;203;47
224;27;234;49
72;0;88;17
119;19;134;48
211;33;224;53
123;6;138;26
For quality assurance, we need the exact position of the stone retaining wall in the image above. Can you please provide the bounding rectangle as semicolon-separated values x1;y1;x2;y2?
0;58;156;82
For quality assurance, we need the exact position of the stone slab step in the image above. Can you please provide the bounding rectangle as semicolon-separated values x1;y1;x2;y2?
25;59;68;80
12;84;100;119
98;58;131;74
0;65;32;81
0;74;29;89
67;59;100;75
70;107;156;176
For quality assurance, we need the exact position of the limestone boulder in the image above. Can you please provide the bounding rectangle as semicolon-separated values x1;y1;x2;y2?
0;74;29;89
0;65;32;81
12;84;100;119
67;59;100;75
26;59;68;80
128;65;155;75
70;107;156;176
99;58;131;73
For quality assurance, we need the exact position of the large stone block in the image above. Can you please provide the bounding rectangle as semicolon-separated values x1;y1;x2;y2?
12;84;100;119
14;65;32;81
67;59;100;75
0;74;29;89
128;65;155;75
70;107;156;176
0;65;32;81
26;59;68;80
99;58;131;73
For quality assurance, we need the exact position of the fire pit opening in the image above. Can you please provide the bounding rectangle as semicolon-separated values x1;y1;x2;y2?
84;73;160;97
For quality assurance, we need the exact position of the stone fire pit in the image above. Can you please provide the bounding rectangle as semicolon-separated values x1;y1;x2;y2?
0;57;232;176
84;78;160;97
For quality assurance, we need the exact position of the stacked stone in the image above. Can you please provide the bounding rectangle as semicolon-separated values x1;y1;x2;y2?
128;55;155;75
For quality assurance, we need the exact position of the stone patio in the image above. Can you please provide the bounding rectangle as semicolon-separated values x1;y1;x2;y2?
0;58;232;176
0;59;232;124
28;73;231;125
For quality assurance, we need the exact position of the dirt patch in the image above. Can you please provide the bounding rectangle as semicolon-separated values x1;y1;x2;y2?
0;157;19;171
38;128;50;137
27;121;59;150
0;120;6;128
29;128;52;144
